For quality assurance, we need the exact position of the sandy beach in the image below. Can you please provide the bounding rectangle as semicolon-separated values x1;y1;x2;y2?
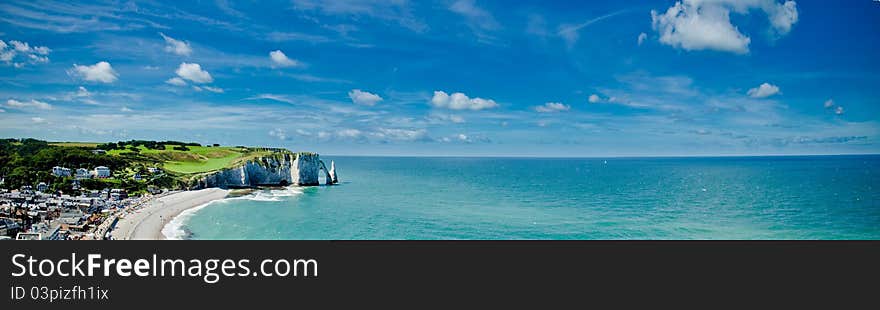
112;188;229;240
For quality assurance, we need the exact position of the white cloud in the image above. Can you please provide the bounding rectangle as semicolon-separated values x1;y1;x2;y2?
72;86;98;105
160;33;192;56
120;107;134;112
76;86;91;98
534;102;570;113
0;108;5;113
747;83;781;98
449;0;500;41
651;0;799;54
450;0;499;30
70;61;118;83
9;40;50;54
290;0;427;33
823;99;835;109
427;113;465;124
175;62;213;83
269;128;288;140
638;32;647;46
31;117;46;123
337;129;363;138
6;99;52;110
246;94;296;104
558;10;629;46
28;54;48;63
588;94;602;103
835;106;844;115
269;50;299;67
768;1;799;35
203;86;224;93
348;89;383;106
165;77;187;86
375;128;428;141
431;90;498;110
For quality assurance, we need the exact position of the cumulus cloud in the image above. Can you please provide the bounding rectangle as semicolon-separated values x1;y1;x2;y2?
160;33;192;56
588;94;602;103
175;62;213;83
0;39;51;67
747;82;781;98
31;117;46;123
430;91;498;110
651;0;799;54
638;32;647;46
269;50;299;67
834;106;844;115
348;89;383;106
534;102;571;113
69;61;118;83
7;99;52;110
165;77;187;86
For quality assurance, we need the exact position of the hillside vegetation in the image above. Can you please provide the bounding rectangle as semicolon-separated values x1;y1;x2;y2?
0;138;284;193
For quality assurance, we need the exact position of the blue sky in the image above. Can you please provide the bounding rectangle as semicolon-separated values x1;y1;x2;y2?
1;0;878;156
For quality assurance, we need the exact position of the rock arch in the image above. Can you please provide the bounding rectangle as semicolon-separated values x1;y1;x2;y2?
318;160;338;185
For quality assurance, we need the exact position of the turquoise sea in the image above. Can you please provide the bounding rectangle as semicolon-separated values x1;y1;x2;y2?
166;156;880;240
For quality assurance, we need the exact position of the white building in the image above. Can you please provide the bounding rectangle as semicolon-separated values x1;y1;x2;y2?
52;166;71;177
36;182;49;192
75;168;91;180
94;166;111;178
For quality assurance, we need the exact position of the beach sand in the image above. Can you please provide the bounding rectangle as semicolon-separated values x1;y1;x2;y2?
112;188;229;240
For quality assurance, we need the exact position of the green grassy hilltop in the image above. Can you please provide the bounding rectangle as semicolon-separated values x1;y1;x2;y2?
0;138;285;193
105;144;273;174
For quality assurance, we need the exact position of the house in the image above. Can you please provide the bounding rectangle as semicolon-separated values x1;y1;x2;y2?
52;166;71;177
133;173;143;181
91;149;106;155
109;189;127;201
36;182;49;192
94;166;111;178
75;168;91;180
147;167;162;174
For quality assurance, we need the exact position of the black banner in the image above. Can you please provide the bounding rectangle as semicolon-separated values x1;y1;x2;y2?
2;241;878;308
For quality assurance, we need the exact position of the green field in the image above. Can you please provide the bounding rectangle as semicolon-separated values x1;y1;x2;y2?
106;145;272;174
49;142;101;148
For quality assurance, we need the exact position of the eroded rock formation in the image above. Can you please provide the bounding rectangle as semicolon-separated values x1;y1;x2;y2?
195;152;330;189
329;160;338;184
318;160;339;185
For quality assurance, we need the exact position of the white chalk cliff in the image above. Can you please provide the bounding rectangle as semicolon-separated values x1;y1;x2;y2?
194;152;336;189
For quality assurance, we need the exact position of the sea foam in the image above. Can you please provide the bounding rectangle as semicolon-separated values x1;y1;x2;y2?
161;187;305;239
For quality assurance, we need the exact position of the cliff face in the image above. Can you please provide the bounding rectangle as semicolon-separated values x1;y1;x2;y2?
194;152;326;189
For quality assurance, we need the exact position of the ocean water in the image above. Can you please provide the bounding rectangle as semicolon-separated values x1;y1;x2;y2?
168;156;880;240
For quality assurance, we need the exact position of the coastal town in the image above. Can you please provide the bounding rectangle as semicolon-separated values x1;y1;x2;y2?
0;138;337;240
0;163;169;240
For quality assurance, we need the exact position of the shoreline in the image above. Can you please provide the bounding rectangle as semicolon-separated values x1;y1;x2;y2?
111;188;229;240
